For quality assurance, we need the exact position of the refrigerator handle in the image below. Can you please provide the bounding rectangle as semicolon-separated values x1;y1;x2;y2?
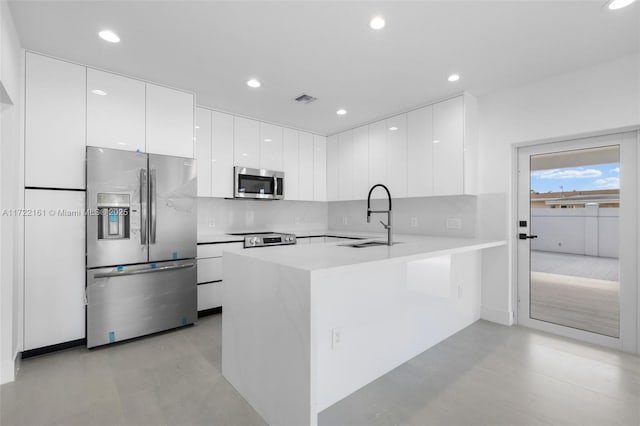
140;168;148;245
150;169;157;244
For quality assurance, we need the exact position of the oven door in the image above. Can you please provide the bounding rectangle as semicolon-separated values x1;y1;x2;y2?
234;167;284;199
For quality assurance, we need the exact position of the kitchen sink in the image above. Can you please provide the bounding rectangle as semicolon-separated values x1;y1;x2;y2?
340;241;402;248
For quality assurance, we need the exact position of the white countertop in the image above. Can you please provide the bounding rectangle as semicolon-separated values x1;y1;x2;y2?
225;234;506;272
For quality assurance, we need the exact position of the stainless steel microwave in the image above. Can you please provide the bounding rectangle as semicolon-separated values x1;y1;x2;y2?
234;167;284;200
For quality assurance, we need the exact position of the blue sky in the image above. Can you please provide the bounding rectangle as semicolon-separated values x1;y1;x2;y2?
531;162;620;193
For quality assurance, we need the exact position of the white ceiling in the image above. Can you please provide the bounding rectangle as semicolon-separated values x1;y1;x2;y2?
8;0;640;135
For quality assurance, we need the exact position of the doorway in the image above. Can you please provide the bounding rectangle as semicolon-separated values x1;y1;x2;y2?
516;132;638;351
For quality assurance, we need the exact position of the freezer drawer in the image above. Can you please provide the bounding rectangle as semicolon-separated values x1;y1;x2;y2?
86;259;197;348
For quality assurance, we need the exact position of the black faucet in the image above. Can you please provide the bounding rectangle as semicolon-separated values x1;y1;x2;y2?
367;184;393;246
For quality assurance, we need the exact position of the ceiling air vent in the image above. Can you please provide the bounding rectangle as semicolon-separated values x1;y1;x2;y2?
293;93;318;104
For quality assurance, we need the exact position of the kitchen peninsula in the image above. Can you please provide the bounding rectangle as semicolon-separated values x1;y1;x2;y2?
222;235;505;426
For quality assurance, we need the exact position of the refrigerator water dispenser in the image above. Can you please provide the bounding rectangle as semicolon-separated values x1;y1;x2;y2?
97;193;130;240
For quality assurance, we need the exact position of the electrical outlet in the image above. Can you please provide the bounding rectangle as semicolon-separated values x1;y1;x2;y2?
410;217;418;227
208;219;216;228
342;216;348;225
457;283;463;299
446;216;462;230
331;328;342;349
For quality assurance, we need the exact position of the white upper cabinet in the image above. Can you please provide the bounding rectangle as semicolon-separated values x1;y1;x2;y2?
282;128;300;200
407;105;434;197
298;132;314;201
195;107;212;197
385;114;408;198
352;126;369;200
87;68;145;152
326;135;339;201
367;120;387;199
211;111;235;198
234;116;260;169
338;130;354;201
25;53;86;189
146;83;195;158
433;96;464;195
313;135;327;202
259;122;283;171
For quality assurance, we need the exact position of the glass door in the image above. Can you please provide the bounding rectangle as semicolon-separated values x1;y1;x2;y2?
516;132;638;351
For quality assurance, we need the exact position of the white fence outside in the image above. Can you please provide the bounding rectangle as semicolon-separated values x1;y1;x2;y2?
530;206;618;259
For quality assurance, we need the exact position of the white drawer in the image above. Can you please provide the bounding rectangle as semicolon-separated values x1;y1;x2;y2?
197;282;223;311
197;257;223;283
197;242;243;259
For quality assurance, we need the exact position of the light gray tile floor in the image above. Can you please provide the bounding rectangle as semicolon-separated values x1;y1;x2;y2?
2;315;638;426
531;250;619;281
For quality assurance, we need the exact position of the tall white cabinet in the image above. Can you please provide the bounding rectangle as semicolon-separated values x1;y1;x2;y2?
313;135;327;202
196;108;213;196
234;117;260;169
24;190;86;350
86;68;146;152
407;105;434;197
211;111;235;198
282;128;300;200
25;52;86;189
259;122;283;171
298;132;314;201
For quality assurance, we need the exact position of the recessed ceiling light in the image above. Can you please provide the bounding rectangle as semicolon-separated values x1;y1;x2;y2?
389;126;398;131
336;109;347;116
433;140;441;144
264;138;272;142
448;74;460;82
247;79;261;88
98;30;120;43
605;0;636;10
369;16;386;30
91;89;107;96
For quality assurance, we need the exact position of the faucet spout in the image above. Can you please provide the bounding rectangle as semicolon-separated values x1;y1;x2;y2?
366;184;393;246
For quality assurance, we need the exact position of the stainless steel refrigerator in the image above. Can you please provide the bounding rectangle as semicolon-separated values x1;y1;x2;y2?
86;146;197;348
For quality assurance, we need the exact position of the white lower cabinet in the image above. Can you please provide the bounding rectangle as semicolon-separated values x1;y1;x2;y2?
197;283;223;312
24;189;86;350
196;242;242;311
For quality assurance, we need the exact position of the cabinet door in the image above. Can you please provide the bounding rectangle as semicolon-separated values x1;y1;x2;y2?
211;111;235;198
326;135;339;201
259;122;283;171
282;128;300;200
407;106;434;197
368;120;387;199
87;68;145;152
338;130;354;201
433;96;464;195
196;108;212;197
386;113;408;198
234;116;260;169
24;190;86;350
313;135;327;202
146;83;195;158
352;125;369;200
298;132;314;201
25;53;86;189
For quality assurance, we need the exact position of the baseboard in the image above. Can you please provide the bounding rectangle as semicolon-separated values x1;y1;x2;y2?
0;357;15;385
481;306;514;326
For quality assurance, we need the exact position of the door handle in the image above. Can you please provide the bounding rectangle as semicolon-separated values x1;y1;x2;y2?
140;168;148;245
519;233;538;240
93;262;195;279
150;169;157;244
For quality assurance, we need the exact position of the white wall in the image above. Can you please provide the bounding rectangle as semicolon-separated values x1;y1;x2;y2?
0;0;24;384
531;207;619;258
477;53;640;325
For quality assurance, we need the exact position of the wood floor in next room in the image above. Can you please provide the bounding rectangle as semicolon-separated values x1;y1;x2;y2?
1;315;638;426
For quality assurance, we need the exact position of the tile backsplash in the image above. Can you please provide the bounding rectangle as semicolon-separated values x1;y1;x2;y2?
328;196;477;237
198;198;329;234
